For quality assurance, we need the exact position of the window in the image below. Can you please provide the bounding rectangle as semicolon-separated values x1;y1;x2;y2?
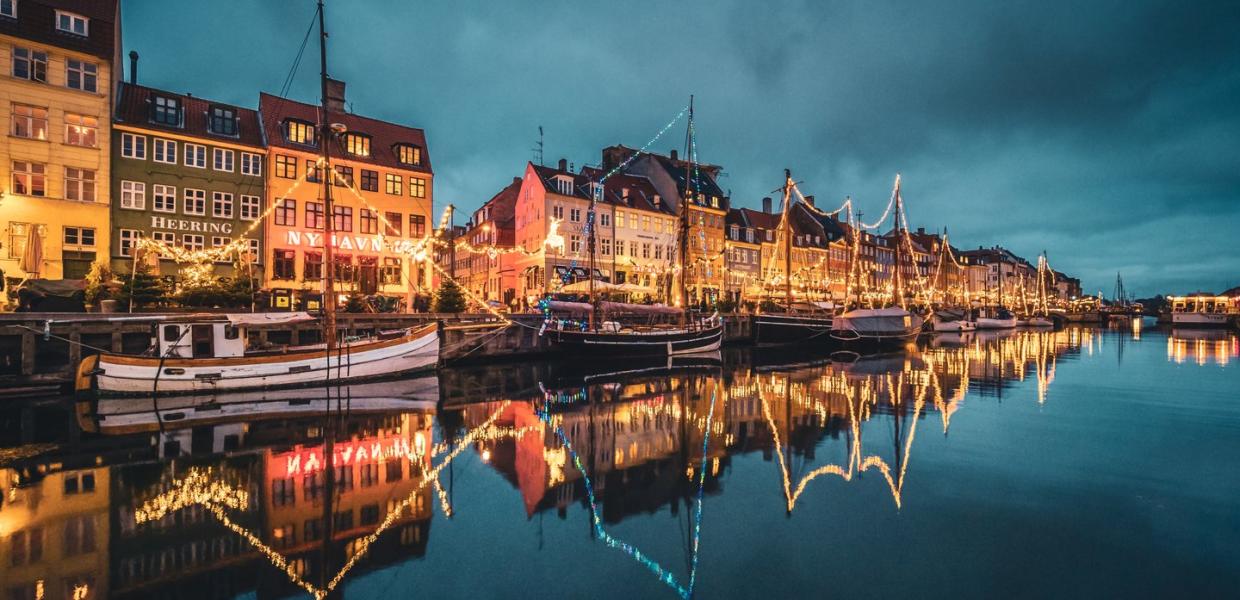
344;133;370;157
552;205;564;220
274;198;296;226
151;95;182;126
615;238;625;256
211;236;228;250
12;161;46;197
332;206;353;231
381;257;401;284
600;213;610;227
306;202;325;229
182;234;204;251
305;160;322;183
241;152;262;176
334;254;354;281
64;113;97;146
333;165;353;187
569;208;581;222
120;133;146;159
64;167;95;202
395;144;421;166
273;249;295;280
152;138;176;163
616;211;626;229
213;148;234;172
275;154;296;178
65;59;97;92
284;119;316;145
55;10;88;35
183;188;206;215
212;191;233;218
359;209;379;234
11;103;48;139
184;143;206;168
151;231;175;247
409;214;425;237
570;234;581;254
304;518;324;542
654;244;663;260
385;173;402;195
12;47;47;82
410;177;426;198
9;527;43;566
0;0;15;18
271;478;296;507
304;251;322;280
360;169;378;192
643;215;650;231
63;226;95;247
118;229;140;257
208;106;237;135
240;195;260;220
601;238;611;255
384;212;402;236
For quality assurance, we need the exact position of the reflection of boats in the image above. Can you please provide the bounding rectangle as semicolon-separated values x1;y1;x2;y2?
927;331;975;348
1168;294;1237;328
77;313;440;396
548;351;723;386
78;374;440;434
1167;328;1238;366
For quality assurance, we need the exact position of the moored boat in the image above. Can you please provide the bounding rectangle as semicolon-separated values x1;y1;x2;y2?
976;307;1018;329
931;310;976;332
832;307;923;347
1168;294;1237;328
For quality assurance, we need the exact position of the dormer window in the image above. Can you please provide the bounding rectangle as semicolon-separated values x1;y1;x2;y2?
730;225;739;239
344;133;370;157
56;10;88;36
745;229;754;243
554;176;573;196
395;144;421;166
150;95;182;127
283;119;316;146
2;1;17;19
208;106;238;136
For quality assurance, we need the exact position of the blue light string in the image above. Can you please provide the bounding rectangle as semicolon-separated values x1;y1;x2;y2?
536;384;717;599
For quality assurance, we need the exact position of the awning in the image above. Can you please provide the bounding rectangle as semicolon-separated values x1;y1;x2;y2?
598;301;681;315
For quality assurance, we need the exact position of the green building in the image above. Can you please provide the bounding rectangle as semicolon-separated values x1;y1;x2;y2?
109;79;266;282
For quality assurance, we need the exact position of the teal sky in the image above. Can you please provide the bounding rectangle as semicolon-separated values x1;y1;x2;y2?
121;0;1240;297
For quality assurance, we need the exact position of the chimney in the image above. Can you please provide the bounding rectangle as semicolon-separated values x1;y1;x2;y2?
325;78;347;113
762;197;772;213
917;227;925;235
557;158;567;171
670;149;678;161
128;51;138;84
513;176;522;185
804;195;815;207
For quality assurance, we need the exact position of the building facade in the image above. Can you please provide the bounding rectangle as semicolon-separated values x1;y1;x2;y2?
511;160;610;303
0;0;120;302
723;208;761;305
259;82;433;311
109;80;266;282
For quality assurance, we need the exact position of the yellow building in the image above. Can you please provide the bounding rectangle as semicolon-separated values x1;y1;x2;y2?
0;1;121;306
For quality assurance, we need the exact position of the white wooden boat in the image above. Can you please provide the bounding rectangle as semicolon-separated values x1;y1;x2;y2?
931;311;976;332
1171;312;1231;327
831;307;923;348
976;307;1018;329
1168;295;1236;328
76;313;439;396
1024;317;1054;328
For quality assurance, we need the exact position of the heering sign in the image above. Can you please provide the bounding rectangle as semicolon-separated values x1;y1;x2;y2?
268;434;428;479
284;230;416;253
151;216;233;234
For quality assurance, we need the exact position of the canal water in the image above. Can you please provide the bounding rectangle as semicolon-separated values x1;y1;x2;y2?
1;324;1237;599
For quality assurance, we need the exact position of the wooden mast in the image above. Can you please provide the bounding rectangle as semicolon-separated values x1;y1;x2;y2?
781;169;793;309
677;96;694;324
588;174;598;330
317;0;337;352
892;176;904;309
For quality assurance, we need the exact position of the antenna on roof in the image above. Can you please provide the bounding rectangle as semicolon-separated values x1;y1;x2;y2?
532;126;544;166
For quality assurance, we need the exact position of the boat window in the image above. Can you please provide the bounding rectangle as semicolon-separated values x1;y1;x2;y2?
163;325;180;342
224;325;241;340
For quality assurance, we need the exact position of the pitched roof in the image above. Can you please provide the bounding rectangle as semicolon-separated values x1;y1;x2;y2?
530;163;592;200
579;167;675;215
0;0;117;60
114;82;265;148
258;92;432;174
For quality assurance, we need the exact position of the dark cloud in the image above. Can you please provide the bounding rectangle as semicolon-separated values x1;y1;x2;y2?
123;0;1240;296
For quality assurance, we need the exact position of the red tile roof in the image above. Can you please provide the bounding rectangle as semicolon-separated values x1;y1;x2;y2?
579;167;674;215
0;0;118;60
259;92;432;174
114;82;265;147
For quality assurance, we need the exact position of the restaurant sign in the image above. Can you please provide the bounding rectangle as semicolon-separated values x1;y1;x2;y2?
284;230;417;253
269;433;427;478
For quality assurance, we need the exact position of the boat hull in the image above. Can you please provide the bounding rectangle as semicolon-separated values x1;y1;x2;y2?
831;309;923;350
932;318;976;332
753;313;834;346
975;317;1018;330
1024;317;1054;328
79;323;441;396
1170;313;1232;328
545;323;723;357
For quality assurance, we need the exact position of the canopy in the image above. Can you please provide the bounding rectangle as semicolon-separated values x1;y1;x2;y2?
544;300;593;314
226;312;316;326
559;279;624;293
599;301;681;315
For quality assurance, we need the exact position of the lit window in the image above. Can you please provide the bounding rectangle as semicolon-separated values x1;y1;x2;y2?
119;180;145;209
10;103;48;139
150;95;182;126
12;161;46;197
360;169;378;192
152;138;177;164
64;113;97;146
344;133;370;157
395;144;421;166
66;59;97;92
64;167;95;202
153;184;176;213
208;106;237;135
274;155;296;179
284;119;316;145
240;152;262;176
274;199;296;226
11;47;47;82
409;177;426;198
333;165;353;187
55;10;88;35
184;143;206;168
384;173;401;195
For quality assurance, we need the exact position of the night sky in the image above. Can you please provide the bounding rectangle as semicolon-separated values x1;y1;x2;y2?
122;0;1240;297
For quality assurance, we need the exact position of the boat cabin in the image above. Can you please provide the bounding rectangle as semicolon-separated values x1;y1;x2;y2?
1169;295;1238;315
155;312;317;359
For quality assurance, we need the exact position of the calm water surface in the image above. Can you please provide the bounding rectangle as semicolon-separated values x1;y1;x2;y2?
1;324;1237;599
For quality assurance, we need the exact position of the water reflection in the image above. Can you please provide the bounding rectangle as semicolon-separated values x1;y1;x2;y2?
0;325;1221;598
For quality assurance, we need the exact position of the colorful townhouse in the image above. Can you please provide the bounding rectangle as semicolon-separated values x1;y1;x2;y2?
259;81;434;311
582;167;677;301
0;0;120;301
450;177;520;305
723;207;761;305
109;77;266;281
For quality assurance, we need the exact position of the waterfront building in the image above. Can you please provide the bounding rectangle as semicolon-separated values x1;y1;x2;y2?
259;82;434;311
957;246;1038;306
734;196;839;304
511;159;611;303
109;78;266;281
582;167;677;301
600;146;729;305
723;208;761;305
0;0;121;300
447;177;520;306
